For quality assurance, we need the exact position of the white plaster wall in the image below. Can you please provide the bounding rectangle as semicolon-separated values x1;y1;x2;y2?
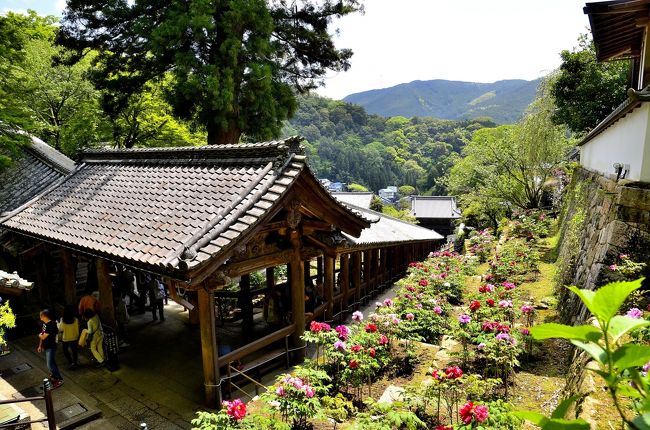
580;103;650;182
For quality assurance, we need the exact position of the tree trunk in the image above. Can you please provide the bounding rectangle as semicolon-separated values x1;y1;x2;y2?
207;122;241;145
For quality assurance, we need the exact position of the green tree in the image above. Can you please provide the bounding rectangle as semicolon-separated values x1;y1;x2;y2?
551;34;630;134
0;10;59;168
447;83;573;225
369;195;383;212
3;39;109;155
398;185;416;196
382;205;418;224
347;183;369;192
111;77;206;149
58;0;362;145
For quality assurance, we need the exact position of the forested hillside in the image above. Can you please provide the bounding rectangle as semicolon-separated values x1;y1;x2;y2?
284;94;496;194
343;79;540;124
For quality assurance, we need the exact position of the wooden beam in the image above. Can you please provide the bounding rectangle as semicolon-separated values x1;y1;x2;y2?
324;255;334;320
288;230;305;362
62;249;76;306
188;291;200;325
198;288;221;407
96;258;116;328
221;250;293;279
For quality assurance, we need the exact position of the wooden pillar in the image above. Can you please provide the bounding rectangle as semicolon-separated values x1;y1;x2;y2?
266;267;275;289
340;254;349;307
289;230;305;362
351;252;361;306
240;274;253;333
371;249;379;291
316;256;323;285
62;250;76;305
324;255;334;320
96;258;116;328
362;250;371;299
198;288;220;407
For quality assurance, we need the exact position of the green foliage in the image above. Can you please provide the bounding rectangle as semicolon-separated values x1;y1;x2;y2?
289;93;496;193
59;0;361;145
382;206;418;224
399;185;417;196
348;183;369;192
550;34;630;134
0;299;16;347
0;10;59;166
349;399;426;430
370;195;384;212
3;39;109;156
447;82;574;226
514;396;590;429
529;278;650;429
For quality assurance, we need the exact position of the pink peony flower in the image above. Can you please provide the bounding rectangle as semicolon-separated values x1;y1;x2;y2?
499;300;513;308
627;308;644;319
433;306;443;315
458;314;472;325
383;298;393;307
352;311;364;322
406;313;415;321
335;325;350;340
333;340;347;351
502;282;516;290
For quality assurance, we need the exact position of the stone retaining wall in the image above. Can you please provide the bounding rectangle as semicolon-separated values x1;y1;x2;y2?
556;167;650;325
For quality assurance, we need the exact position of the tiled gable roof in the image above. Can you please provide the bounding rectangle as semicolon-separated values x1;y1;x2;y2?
0;136;74;215
341;204;443;248
1;138;368;278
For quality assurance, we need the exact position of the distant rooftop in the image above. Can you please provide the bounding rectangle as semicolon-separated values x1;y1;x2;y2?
341;203;443;248
410;196;461;219
331;192;374;210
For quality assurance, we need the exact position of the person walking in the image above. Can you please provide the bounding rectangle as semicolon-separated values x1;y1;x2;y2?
37;309;63;388
80;309;105;367
58;305;80;369
150;278;165;322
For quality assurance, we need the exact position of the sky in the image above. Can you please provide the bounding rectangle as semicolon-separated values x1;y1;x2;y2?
1;0;593;100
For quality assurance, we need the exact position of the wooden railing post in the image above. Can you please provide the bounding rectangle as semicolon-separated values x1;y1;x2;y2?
198;288;221;407
324;255;334;320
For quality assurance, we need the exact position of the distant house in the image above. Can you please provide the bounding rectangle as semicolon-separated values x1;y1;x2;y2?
331;192;374;210
378;186;398;202
318;179;346;192
409;196;461;237
581;0;650;182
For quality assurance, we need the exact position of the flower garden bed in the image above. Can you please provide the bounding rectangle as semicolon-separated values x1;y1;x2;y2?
192;212;620;430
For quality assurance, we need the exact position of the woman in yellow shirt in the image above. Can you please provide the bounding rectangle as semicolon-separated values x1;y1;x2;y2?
58;305;80;369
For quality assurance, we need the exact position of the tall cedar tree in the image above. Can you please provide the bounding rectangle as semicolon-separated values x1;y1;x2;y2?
58;0;361;145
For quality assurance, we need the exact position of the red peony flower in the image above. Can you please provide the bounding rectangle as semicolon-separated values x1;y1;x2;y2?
368;347;376;358
486;298;495;307
431;369;441;380
474;404;489;423
348;359;359;369
435;426;452;430
223;398;247;420
365;323;378;333
419;279;428;286
445;366;463;379
469;300;481;312
459;401;475;424
351;344;362;353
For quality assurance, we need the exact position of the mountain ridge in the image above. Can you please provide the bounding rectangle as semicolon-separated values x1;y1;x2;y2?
343;78;541;124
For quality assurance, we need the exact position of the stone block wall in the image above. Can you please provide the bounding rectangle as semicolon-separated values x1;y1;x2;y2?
556;167;650;325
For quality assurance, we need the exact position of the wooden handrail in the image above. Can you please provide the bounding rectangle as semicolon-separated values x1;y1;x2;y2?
218;324;295;367
228;365;268;392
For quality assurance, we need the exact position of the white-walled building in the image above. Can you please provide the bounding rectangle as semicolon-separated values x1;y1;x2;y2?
582;0;650;182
